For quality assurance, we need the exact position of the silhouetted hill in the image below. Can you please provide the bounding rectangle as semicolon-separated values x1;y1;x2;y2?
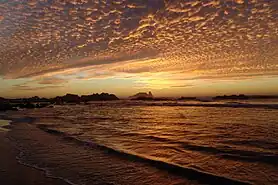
0;102;17;111
81;93;119;102
8;96;50;104
129;92;153;100
0;92;120;111
50;94;80;104
213;94;249;100
178;97;197;101
1;92;119;111
1;93;277;112
50;93;119;104
0;96;51;111
213;94;278;100
62;94;80;103
249;95;278;99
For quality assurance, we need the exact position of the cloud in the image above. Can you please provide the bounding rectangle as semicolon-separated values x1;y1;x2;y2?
37;77;67;85
171;85;194;88
11;77;67;91
12;84;63;91
0;0;277;83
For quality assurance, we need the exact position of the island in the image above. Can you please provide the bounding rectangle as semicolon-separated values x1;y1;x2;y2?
129;92;154;100
0;93;119;111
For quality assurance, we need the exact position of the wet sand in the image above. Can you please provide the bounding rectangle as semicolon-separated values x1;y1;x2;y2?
1;107;276;185
0;131;68;185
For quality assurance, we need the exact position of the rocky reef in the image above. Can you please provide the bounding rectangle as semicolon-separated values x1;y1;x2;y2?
0;92;119;111
129;92;154;100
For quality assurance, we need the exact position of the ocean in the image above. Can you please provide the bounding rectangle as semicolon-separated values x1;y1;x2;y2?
3;100;278;185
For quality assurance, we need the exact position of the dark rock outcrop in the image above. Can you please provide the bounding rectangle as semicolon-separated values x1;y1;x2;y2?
50;94;80;104
214;94;249;100
1;92;120;110
129;91;154;100
0;98;16;111
50;96;63;105
0;102;18;111
178;97;197;101
50;93;119;104
81;93;119;102
62;94;80;103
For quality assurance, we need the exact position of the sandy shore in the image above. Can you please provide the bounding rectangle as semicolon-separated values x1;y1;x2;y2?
0;131;68;185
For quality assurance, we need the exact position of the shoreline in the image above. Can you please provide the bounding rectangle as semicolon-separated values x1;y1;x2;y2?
3;115;252;185
0;107;275;185
0;119;11;131
0;122;68;185
2;116;199;185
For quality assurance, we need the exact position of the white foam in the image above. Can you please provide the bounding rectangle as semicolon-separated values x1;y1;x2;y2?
0;119;11;131
16;151;80;185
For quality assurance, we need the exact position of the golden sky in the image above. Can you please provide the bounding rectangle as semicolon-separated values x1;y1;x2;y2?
0;0;278;98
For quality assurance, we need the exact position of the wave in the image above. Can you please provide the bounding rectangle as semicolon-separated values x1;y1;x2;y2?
150;135;278;165
149;102;278;109
84;101;278;109
16;151;78;185
122;132;278;166
119;102;278;109
37;125;252;185
179;143;278;165
223;139;278;150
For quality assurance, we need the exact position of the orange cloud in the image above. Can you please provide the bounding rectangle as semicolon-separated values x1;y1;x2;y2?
0;0;277;86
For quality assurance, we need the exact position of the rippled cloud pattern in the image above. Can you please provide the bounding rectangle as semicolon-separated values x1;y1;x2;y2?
0;0;278;83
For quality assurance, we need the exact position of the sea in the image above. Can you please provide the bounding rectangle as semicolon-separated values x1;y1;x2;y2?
2;99;278;185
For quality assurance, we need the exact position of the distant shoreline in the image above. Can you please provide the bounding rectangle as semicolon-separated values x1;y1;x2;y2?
1;93;278;112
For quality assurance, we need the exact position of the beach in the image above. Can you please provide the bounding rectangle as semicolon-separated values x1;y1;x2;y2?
0;100;278;185
0;130;68;185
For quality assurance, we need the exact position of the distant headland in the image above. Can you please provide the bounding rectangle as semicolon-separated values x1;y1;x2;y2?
52;93;119;104
0;93;119;111
1;93;278;112
129;91;154;100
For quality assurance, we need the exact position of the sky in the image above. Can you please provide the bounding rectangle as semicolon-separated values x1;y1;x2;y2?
0;0;278;98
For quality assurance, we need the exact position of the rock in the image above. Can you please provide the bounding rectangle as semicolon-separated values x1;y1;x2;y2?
213;94;249;100
0;97;6;102
129;91;154;100
51;96;63;105
62;94;80;103
0;102;18;111
81;93;119;102
178;97;197;101
17;102;36;109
